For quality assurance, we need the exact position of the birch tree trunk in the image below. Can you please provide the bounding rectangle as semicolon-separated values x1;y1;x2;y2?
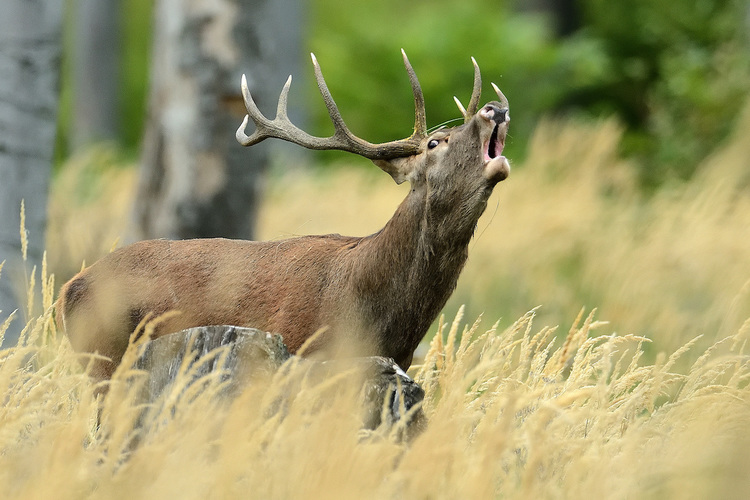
132;0;303;241
0;1;63;346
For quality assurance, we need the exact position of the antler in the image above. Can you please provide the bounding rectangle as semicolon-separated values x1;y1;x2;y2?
454;57;483;123
237;50;427;161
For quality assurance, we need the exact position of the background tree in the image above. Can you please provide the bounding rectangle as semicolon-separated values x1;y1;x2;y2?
71;0;121;150
0;1;63;347
132;0;304;241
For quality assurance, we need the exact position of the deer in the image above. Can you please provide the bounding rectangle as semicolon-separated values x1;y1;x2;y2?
55;50;510;381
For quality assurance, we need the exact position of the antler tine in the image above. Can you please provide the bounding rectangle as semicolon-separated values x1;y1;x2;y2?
236;74;266;146
453;96;467;118
310;53;354;139
491;82;509;109
276;75;293;119
464;57;482;122
401;49;427;139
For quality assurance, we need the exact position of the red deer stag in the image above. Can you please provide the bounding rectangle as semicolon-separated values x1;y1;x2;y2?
56;50;510;380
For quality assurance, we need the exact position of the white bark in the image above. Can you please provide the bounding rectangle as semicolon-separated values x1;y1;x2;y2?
0;0;62;346
133;0;304;241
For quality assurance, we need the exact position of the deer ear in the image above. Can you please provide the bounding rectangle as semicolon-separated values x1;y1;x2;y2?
373;158;413;185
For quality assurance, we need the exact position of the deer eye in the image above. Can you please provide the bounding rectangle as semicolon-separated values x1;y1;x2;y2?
427;139;440;150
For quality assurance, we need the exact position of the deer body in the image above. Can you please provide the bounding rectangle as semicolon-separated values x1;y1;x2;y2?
57;51;510;380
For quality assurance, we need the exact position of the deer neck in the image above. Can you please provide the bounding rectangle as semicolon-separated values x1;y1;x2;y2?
369;185;478;277
346;184;482;364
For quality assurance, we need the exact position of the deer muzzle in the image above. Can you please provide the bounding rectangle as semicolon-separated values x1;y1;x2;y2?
480;103;510;184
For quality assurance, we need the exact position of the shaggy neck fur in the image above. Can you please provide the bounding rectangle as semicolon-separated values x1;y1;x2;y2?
345;181;485;366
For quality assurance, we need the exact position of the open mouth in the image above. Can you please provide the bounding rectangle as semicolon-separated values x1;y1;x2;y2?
480;103;509;163
479;100;511;183
483;121;507;163
486;123;504;160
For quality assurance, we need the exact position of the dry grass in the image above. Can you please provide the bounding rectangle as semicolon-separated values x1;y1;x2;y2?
258;106;750;361
47;145;137;282
1;284;749;498
17;101;750;498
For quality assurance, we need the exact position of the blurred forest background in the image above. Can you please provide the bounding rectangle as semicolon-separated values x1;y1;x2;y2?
3;0;750;357
55;0;750;184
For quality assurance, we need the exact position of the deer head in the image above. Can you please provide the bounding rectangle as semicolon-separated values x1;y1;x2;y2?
236;51;510;364
237;50;509;198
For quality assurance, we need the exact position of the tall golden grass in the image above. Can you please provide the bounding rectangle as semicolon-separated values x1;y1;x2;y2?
4;102;746;498
258;105;750;362
1;281;749;498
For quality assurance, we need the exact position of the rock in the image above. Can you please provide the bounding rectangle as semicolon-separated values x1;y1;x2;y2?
131;325;426;440
313;356;427;440
133;325;291;402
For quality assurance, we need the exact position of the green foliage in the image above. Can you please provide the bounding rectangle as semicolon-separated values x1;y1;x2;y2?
308;0;557;161
53;0;75;167
55;0;151;164
119;0;153;153
556;0;750;185
56;0;750;187
309;0;750;184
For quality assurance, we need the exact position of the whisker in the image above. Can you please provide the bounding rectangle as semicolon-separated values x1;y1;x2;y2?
428;118;464;134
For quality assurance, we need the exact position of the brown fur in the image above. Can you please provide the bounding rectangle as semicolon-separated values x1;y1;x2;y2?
56;100;511;381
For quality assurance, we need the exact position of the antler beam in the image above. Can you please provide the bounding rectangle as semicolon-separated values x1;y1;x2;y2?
237;51;427;161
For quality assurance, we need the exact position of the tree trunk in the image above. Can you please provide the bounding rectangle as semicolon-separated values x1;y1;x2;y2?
71;0;121;150
0;1;63;347
132;0;304;241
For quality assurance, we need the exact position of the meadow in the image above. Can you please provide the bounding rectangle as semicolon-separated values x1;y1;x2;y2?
3;102;750;498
